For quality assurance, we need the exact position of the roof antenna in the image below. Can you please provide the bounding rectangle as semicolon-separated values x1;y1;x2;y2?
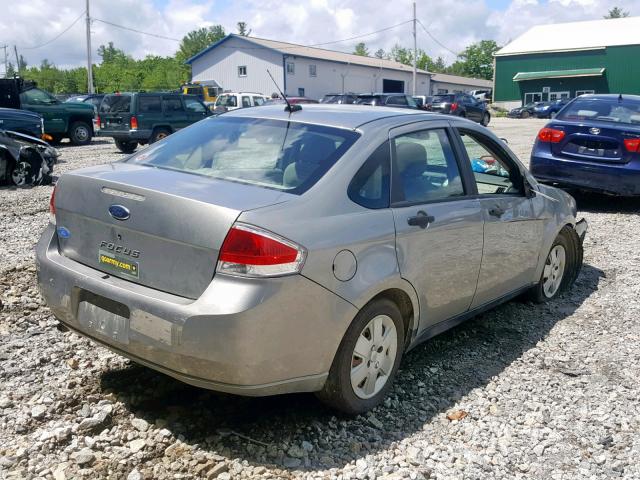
618;93;623;102
267;69;301;113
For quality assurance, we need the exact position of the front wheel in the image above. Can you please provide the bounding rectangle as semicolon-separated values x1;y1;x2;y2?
316;298;405;414
69;121;92;146
528;226;582;302
480;112;490;126
10;159;37;186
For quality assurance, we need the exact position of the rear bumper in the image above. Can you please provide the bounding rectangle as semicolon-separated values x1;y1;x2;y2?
97;129;151;141
36;225;357;396
531;152;640;196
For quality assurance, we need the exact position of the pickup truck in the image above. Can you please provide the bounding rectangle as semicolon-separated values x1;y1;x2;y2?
0;78;95;145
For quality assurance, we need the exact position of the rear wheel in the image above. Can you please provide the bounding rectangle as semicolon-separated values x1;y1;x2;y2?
69;121;92;146
528;226;582;302
150;128;171;143
316;298;404;414
521;111;530;119
115;139;138;154
480;112;490;126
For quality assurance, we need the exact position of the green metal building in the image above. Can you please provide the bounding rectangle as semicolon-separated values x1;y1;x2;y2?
493;16;640;109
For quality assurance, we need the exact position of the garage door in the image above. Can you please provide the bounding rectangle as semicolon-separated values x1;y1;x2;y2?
383;79;404;93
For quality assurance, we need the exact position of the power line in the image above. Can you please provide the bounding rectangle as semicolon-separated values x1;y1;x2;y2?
92;18;181;42
18;11;86;50
417;19;460;57
308;20;412;47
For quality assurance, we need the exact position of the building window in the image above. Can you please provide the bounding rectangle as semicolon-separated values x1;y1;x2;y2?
309;64;317;77
286;62;295;75
575;90;595;97
437;88;448;94
298;88;305;97
238;66;247;77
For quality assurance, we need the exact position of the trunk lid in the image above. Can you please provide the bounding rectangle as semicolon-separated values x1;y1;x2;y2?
54;163;291;298
550;120;640;164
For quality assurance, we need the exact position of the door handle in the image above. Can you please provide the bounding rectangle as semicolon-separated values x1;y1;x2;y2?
407;210;435;229
488;206;505;217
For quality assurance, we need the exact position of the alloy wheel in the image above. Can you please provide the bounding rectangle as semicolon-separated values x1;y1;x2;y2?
543;245;566;298
11;161;31;186
350;314;397;399
74;125;89;142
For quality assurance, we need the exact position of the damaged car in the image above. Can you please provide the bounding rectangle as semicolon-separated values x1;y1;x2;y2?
0;130;58;186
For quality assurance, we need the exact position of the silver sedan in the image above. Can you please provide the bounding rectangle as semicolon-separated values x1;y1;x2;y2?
36;105;587;413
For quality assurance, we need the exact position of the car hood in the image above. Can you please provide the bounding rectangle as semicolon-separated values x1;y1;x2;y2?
0;107;43;121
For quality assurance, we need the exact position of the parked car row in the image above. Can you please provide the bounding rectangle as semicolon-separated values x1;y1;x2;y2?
431;93;491;126
509;99;569;119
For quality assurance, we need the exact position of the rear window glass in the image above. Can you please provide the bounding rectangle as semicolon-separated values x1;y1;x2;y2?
557;97;640;125
433;95;454;103
100;95;132;113
355;96;378;105
216;95;237;107
126;117;360;194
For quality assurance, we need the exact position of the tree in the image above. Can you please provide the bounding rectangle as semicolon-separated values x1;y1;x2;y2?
374;49;386;59
353;42;369;56
390;44;412;65
176;25;226;62
456;40;499;79
237;21;251;36
432;56;446;73
604;6;630;18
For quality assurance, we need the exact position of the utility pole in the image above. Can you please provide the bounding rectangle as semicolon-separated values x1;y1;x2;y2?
2;45;7;78
85;0;94;93
412;2;417;96
14;45;19;75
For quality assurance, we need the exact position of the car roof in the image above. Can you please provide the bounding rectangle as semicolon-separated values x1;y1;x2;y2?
224;103;444;129
575;94;640;101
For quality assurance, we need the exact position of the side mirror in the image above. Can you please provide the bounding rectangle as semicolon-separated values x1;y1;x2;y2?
523;178;536;198
500;137;509;144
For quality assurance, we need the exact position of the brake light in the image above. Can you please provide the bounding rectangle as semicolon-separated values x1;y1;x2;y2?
450;102;458;112
130;116;138;130
49;185;57;224
96;115;100;126
217;224;306;277
623;138;640;152
538;127;565;143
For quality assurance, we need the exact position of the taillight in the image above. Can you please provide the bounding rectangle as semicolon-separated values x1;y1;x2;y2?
450;102;458;112
96;115;100;126
49;185;57;224
217;224;306;277
130;116;138;130
623;138;640;152
538;127;565;143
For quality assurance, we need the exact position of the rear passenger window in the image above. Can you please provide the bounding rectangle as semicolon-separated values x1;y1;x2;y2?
348;141;391;209
242;96;252;108
163;97;184;112
253;96;265;106
392;129;464;204
138;96;161;113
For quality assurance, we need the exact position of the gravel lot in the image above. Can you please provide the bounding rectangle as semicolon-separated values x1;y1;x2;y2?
1;117;639;480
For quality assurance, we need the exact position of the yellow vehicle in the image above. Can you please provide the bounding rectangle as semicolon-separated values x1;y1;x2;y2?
180;82;221;107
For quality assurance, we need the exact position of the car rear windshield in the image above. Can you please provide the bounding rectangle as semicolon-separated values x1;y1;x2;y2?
126;117;360;194
433;95;455;103
557;97;640;125
100;94;132;113
355;96;378;105
216;95;237;107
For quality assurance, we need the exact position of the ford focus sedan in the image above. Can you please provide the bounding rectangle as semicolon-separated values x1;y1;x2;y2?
37;105;587;413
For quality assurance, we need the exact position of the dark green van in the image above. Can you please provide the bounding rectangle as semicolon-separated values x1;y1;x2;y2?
97;93;211;153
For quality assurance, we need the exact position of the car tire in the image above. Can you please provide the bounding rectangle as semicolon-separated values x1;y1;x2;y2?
481;112;490;126
316;298;405;414
527;226;582;303
521;111;530;119
10;158;37;187
150;128;171;143
115;139;138;154
69;121;92;146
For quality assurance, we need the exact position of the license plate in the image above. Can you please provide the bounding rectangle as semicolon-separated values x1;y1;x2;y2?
99;250;139;278
78;301;129;344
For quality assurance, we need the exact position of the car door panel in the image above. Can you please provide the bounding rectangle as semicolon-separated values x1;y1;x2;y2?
389;121;484;331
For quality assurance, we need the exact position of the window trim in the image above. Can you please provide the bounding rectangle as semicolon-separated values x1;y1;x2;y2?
575;89;595;97
309;64;317;77
286;62;295;75
389;126;470;208
238;65;247;77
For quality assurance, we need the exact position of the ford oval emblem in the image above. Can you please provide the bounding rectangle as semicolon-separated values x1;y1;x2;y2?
589;127;601;135
108;204;130;221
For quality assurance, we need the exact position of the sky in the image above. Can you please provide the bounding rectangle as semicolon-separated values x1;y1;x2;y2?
0;0;636;71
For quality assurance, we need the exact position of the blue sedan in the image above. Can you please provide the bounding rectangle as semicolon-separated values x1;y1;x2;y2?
530;94;640;196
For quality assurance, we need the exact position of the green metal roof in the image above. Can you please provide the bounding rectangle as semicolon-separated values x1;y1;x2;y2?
513;68;605;81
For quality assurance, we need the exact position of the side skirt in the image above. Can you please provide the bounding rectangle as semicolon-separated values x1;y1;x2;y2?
408;284;534;351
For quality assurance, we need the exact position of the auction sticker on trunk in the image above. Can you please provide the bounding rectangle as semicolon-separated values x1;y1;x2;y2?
99;250;139;278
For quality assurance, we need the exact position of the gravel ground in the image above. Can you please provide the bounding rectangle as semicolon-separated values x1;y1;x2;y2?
1;118;640;480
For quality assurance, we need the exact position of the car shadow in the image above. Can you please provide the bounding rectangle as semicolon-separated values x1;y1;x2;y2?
99;264;603;472
572;191;640;215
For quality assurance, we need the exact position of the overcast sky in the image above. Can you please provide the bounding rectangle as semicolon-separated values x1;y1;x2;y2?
0;0;636;71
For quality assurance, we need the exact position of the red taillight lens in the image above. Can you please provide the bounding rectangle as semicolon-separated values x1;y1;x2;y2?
538;127;565;143
49;185;57;224
130;116;138;130
217;224;306;277
623;138;640;152
450;102;458;112
96;115;100;126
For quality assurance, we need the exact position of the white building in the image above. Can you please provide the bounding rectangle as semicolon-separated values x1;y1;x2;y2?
186;34;432;99
429;73;493;96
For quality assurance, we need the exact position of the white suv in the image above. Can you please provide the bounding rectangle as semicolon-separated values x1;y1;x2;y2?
213;92;269;113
